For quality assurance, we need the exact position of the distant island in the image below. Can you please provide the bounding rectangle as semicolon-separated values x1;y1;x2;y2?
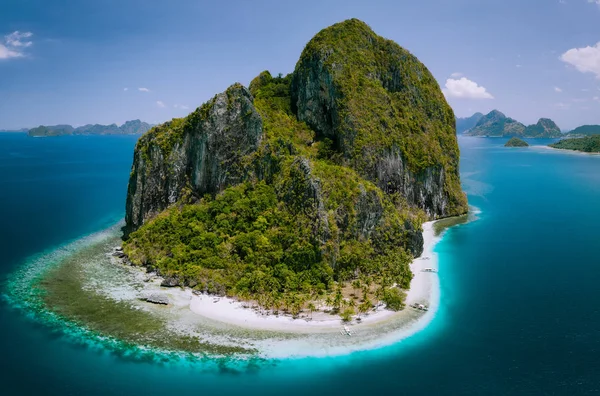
564;125;600;138
549;136;600;153
455;113;483;134
463;110;562;138
28;119;152;137
505;137;529;147
0;128;29;133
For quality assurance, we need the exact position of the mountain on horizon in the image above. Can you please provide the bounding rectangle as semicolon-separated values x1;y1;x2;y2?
456;112;483;134
28;119;153;137
464;110;562;138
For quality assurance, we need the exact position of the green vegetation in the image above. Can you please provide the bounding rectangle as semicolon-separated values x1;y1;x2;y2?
382;288;407;311
28;120;151;137
124;20;469;318
291;19;467;216
125;72;422;315
456;113;483;134
466;110;525;137
504;137;529;147
549;136;600;153
467;111;562;138
523;118;562;138
28;124;74;137
566;125;600;137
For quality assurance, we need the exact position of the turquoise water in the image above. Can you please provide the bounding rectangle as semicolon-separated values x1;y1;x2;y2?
1;133;599;395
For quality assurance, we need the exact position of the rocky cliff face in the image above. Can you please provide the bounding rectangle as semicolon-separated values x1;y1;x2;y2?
124;19;468;267
456;112;484;134
466;110;526;137
125;84;262;232
523;118;562;138
290;19;467;219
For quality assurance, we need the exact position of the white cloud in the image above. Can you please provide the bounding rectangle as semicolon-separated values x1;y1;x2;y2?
450;72;463;78
516;64;522;68
560;42;600;78
555;102;571;110
554;86;563;92
5;31;32;47
0;45;22;59
443;77;494;99
0;30;33;60
156;101;165;108
123;88;129;91
588;0;600;5
138;87;150;92
594;96;600;101
174;104;190;110
559;1;567;5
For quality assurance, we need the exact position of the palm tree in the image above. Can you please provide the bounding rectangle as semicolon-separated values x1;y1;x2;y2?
325;295;333;309
307;302;316;320
351;279;361;297
333;287;344;313
358;298;371;318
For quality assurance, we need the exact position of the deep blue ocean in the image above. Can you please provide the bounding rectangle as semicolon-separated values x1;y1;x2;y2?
0;133;599;395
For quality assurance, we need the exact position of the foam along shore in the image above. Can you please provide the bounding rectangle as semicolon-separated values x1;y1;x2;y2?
23;219;450;359
185;221;439;333
534;144;600;156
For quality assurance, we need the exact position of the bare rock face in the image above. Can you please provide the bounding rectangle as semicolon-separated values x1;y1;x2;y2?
125;84;263;233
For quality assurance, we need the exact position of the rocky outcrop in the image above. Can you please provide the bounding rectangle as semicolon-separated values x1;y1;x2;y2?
505;137;529;147
465;110;526;137
456;113;484;134
143;294;169;305
160;276;180;287
124;84;263;233
523;118;562;138
466;111;561;138
290;19;467;219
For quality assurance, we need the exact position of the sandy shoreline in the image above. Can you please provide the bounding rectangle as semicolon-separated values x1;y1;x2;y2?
185;221;440;333
26;219;450;358
533;144;600;156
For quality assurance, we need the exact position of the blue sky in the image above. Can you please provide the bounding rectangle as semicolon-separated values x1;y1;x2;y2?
1;0;600;131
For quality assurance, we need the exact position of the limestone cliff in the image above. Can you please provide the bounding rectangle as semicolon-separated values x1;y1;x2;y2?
123;18;468;279
125;84;262;232
290;19;467;218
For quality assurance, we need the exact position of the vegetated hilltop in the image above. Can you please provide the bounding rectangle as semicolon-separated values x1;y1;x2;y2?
456;113;483;134
549;135;600;153
122;19;468;313
465;110;562;138
504;137;529;147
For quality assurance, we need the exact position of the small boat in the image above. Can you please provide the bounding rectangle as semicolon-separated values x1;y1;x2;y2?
341;325;352;336
422;267;437;273
410;303;429;311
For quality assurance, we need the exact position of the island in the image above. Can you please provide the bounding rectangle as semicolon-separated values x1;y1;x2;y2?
464;110;562;138
564;125;600;138
123;17;467;319
549;136;600;153
8;19;470;359
456;112;483;134
28;119;152;137
504;137;529;147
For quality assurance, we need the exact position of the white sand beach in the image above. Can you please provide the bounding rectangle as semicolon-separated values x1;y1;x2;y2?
186;221;440;333
77;220;448;358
